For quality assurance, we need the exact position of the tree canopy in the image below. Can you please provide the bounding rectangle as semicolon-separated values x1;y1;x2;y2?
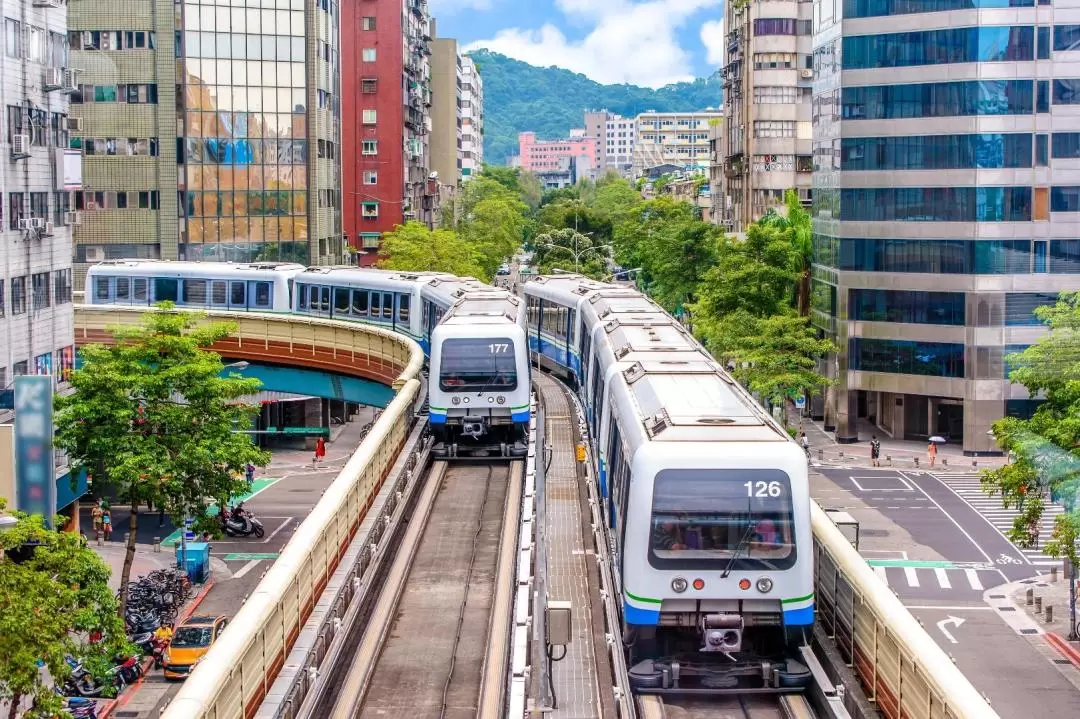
533;228;610;279
54;306;269;616
0;499;128;717
378;221;485;278
981;293;1080;566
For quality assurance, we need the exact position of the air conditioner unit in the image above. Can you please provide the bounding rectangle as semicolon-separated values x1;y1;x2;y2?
84;246;105;262
17;218;31;230
29;217;45;229
33;0;62;7
44;67;63;91
42;222;54;236
66;116;82;132
65;211;82;226
11;134;30;158
800;69;814;79
62;68;79;93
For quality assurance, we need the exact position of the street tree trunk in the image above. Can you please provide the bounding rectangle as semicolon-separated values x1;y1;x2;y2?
118;502;139;619
797;269;811;318
8;692;21;719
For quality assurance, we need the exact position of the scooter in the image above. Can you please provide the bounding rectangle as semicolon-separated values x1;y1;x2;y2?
63;658;123;698
221;504;265;538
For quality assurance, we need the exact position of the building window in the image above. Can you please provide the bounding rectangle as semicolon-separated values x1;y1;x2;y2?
842;27;1035;69
840;134;1033;170
362;78;377;93
754;86;798;104
0;279;4;317
362;109;377;124
29;193;47;219
844;0;1036;18
849;289;966;325
1055;25;1080;51
362;48;376;62
839;187;1032;221
31;272;49;310
9;193;23;230
360;232;380;249
11;276;26;315
843;80;1034;120
754;18;796;36
5;18;19;58
362;202;378;218
1038;80;1050;112
1038;26;1051;59
848;338;965;378
754;121;796;138
753;52;796;70
364;171;378;184
362;140;377;155
362;17;376;30
1036;134;1049;166
53;269;72;305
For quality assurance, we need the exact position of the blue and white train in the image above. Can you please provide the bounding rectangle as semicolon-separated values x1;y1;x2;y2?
524;274;813;690
83;260;531;456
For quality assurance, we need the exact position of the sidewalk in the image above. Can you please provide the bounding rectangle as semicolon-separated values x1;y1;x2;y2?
795;411;1009;472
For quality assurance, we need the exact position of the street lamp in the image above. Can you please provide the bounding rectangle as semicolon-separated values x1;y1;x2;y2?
538;238;612;275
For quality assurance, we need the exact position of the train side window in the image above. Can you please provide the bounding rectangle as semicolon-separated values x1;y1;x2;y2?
334;287;350;314
568;309;576;344
371;292;382;319
352;289;369;317
115;277;130;301
590;362;603;437
382;292;392;318
211;281;227;306
154;278;178;303
133;278;148;303
298;284;309;310
183;279;207;306
230;281;246;307
94;276;110;301
399;294;410;322
318;286;329;312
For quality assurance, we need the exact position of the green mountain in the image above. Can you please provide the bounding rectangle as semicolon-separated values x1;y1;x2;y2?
467;50;722;166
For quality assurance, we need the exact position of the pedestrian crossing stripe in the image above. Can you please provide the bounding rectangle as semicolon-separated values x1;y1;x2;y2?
871;565;991;591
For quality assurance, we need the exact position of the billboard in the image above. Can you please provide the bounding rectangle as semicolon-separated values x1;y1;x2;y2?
14;376;55;524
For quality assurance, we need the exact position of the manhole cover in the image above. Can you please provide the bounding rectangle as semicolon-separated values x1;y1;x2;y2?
115;712;140;718
289;488;315;492
989;594;1006;599
1054;658;1072;664
860;529;888;537
1020;628;1039;635
998;607;1016;612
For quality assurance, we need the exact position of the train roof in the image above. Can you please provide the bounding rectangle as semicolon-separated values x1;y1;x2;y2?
87;260;306;275
298;267;455;283
444;290;522;323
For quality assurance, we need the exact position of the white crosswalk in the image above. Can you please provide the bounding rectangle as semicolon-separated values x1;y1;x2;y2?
934;472;1064;566
871;565;994;591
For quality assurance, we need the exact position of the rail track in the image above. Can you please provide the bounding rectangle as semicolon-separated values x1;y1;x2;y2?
637;691;816;719
308;460;522;719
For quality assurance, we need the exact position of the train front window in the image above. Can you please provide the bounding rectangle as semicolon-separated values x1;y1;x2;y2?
439;338;518;392
649;469;796;571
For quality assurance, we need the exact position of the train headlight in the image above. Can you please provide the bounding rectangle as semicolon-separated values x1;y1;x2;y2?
488;396;495;403
756;577;774;594
463;397;470;404
671;577;688;593
497;396;506;405
452;397;461;405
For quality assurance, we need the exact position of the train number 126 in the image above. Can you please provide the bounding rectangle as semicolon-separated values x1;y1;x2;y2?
744;480;783;498
488;343;509;354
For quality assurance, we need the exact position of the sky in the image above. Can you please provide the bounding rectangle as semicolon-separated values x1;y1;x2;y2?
429;0;725;88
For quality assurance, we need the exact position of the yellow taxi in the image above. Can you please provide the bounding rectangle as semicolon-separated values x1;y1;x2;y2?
162;615;228;680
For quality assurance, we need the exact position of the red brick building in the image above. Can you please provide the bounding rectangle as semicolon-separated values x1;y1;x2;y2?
342;0;434;265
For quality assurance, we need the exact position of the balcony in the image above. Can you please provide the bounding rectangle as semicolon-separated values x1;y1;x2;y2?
408;0;425;16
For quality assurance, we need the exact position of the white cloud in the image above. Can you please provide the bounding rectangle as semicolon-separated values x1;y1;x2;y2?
463;0;722;88
429;0;493;12
700;19;725;66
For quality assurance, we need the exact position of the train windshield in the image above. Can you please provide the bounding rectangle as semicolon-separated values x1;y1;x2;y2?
439;337;518;392
648;469;796;571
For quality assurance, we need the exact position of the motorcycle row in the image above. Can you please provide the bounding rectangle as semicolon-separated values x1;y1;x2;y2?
60;569;192;706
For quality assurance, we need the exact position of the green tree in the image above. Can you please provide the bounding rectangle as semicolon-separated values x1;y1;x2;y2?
533;227;610;279
759;190;813;316
0;499;129;717
460;197;527;280
518;171;543;211
637;219;720;312
478;164;522;194
377;221;485;278
536;199;613;243
54;307;269;618
981;293;1080;566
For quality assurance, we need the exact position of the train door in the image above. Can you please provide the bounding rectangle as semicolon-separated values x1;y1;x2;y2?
331;286;350;320
229;280;248;310
579;317;592;419
153;277;179;303
249;280;274;311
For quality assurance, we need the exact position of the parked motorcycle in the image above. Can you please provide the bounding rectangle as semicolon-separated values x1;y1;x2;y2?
221;504;265;538
62;657;123;698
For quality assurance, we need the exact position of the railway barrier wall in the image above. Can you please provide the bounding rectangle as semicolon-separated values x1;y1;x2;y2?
813;503;1000;719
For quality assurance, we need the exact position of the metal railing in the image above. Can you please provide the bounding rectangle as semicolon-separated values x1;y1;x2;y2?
812;502;1000;719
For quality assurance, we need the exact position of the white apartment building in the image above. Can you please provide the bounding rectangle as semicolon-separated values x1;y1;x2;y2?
632;111;721;177
584;110;636;176
0;0;80;419
460;54;483;180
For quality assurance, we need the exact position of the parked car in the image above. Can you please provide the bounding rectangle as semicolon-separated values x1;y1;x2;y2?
162;615;228;680
496;263;511;276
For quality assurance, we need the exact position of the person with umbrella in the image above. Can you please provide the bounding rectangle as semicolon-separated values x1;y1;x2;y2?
927;436;944;467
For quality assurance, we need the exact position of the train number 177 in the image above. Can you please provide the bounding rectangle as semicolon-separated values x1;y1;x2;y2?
488;343;509;354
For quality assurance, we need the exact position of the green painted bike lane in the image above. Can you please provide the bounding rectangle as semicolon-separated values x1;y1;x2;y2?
160;478;280;547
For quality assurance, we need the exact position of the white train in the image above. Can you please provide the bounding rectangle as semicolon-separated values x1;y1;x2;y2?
524;274;813;691
83;261;532;455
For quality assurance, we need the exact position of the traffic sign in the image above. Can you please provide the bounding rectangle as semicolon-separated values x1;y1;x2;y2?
794;394;806;410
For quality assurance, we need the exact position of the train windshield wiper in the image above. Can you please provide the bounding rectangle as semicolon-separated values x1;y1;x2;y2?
720;519;758;579
477;370;503;397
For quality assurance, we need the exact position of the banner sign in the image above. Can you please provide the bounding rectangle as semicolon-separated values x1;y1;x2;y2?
14;376;55;524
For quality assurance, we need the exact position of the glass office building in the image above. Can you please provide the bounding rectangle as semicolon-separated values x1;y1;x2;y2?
812;0;1080;454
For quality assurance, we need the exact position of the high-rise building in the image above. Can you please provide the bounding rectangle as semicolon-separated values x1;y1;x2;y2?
720;1;814;232
0;0;80;414
584;110;636;176
518;130;597;176
429;36;461;186
811;0;1080;455
632;111;720;177
342;0;435;264
459;54;482;180
69;0;343;277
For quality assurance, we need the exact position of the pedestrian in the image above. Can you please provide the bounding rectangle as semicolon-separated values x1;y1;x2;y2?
315;436;326;460
101;509;112;540
927;440;938;468
870;435;881;467
799;431;810;459
91;502;103;539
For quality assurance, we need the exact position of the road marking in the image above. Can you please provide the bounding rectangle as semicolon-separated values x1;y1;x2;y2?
926;472;1035;567
232;560;262;579
873;566;889;586
223;552;279;561
934;568;952;589
937;615;965;644
904;567;920;587
905;605;994;611
965;569;984;591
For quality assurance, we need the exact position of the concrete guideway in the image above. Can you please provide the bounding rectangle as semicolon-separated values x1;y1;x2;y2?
812;467;1080;717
